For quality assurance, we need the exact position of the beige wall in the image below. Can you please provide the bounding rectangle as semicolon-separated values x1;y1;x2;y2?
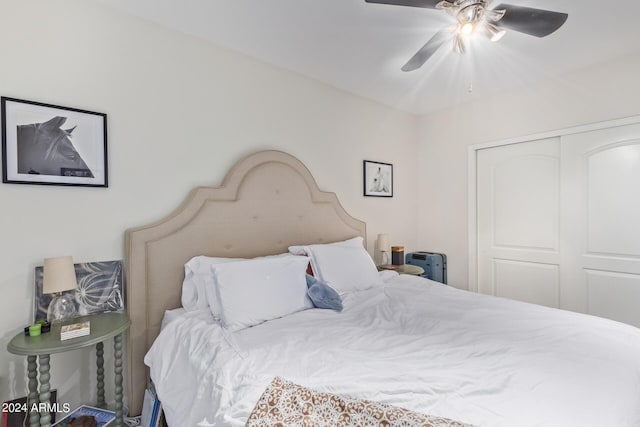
0;0;419;409
5;0;640;414
418;52;640;289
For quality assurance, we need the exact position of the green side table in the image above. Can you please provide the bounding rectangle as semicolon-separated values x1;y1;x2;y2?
377;264;425;276
7;312;130;427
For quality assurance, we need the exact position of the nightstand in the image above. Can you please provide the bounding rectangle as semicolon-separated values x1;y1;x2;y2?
7;312;130;427
377;264;425;276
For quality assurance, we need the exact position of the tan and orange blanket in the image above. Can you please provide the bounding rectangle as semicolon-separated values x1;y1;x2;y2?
247;377;475;427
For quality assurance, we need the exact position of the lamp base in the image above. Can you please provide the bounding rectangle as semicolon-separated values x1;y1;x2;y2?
380;251;390;265
47;292;77;323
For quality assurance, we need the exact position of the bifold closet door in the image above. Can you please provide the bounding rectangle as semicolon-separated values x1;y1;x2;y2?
561;124;640;326
477;123;640;327
477;137;561;308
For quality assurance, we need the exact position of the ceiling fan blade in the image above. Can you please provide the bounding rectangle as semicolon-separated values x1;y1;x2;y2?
494;4;568;38
401;29;450;72
365;0;442;9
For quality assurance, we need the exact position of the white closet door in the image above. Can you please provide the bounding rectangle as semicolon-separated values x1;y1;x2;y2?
477;138;561;307
561;124;640;325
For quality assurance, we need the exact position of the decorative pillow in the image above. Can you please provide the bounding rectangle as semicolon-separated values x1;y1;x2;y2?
305;275;343;311
209;256;313;331
289;237;381;294
181;253;290;315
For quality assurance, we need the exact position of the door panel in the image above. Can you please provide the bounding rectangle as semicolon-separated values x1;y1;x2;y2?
493;156;559;250
477;138;560;307
561;124;640;325
586;270;640;326
494;259;559;307
587;143;640;256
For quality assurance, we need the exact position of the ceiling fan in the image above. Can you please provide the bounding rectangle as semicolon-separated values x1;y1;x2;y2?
365;0;568;71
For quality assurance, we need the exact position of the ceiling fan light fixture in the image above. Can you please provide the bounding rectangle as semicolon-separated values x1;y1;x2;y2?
485;8;506;23
435;0;455;10
460;22;475;36
485;22;506;42
459;4;481;23
453;34;466;53
364;0;569;72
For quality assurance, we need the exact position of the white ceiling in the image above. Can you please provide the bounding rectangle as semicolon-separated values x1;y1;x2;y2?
99;0;640;114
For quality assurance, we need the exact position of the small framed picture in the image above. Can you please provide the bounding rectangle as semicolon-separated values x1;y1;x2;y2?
1;97;107;187
363;160;393;197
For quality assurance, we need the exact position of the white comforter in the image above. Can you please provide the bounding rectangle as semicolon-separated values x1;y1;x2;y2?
145;273;640;427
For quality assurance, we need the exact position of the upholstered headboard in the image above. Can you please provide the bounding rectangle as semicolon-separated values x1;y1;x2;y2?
124;150;366;414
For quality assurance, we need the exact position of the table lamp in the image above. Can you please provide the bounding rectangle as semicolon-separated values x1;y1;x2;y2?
377;233;389;264
43;256;78;323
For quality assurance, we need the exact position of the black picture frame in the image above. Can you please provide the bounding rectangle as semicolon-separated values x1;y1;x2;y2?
363;160;393;197
1;97;108;187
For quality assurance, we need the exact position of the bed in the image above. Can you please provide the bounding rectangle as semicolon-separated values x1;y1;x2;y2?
125;150;640;427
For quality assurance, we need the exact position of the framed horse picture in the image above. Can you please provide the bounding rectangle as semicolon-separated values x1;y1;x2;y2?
1;97;107;187
363;160;393;197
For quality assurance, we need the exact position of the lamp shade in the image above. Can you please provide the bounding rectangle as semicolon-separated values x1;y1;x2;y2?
43;256;77;294
377;234;389;252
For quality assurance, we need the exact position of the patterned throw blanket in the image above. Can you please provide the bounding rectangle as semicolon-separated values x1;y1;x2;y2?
247;377;476;427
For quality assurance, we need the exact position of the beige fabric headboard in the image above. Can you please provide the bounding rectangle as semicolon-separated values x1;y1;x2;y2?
124;150;366;414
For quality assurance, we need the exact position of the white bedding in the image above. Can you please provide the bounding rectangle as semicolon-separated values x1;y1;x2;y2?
145;272;640;427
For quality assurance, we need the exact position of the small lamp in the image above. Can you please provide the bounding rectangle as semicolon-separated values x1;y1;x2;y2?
377;233;389;265
43;256;78;323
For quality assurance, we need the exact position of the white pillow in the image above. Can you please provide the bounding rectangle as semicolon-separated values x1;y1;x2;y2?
181;256;243;313
288;236;363;256
289;237;381;293
209;256;312;331
181;253;290;315
160;308;187;331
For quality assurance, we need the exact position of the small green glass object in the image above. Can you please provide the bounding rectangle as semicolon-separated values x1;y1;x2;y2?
28;324;41;337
